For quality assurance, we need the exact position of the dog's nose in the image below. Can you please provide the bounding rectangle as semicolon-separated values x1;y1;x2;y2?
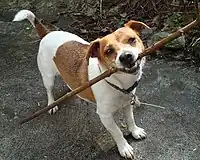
119;52;134;67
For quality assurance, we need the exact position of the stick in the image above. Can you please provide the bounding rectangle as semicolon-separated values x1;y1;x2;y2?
138;19;200;59
195;0;199;20
137;0;200;59
19;67;117;124
100;0;103;18
19;1;200;124
140;102;165;109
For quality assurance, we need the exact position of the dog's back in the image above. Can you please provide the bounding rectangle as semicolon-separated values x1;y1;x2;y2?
54;41;95;102
13;9;92;113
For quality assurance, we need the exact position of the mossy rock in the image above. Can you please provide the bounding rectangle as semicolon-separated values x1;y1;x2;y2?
150;31;185;50
190;37;200;58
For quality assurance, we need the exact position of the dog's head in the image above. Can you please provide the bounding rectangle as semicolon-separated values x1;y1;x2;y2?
87;20;149;73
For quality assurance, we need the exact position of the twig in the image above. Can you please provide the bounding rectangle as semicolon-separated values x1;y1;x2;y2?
19;39;41;44
27;39;41;44
140;102;165;109
19;67;117;124
19;2;200;125
195;0;199;20
137;19;200;59
150;0;158;13
100;0;103;18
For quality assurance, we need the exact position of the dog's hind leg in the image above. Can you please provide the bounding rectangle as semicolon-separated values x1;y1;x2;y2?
37;53;59;114
42;74;58;114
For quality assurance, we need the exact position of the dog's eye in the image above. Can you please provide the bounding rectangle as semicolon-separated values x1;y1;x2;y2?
128;37;136;44
106;48;115;55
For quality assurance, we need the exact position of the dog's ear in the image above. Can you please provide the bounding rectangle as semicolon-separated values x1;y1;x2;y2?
125;20;150;34
87;39;100;58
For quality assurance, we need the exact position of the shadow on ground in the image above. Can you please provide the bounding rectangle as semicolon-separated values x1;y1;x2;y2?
0;21;200;160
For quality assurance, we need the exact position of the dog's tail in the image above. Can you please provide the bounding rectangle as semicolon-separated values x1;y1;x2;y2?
13;10;50;38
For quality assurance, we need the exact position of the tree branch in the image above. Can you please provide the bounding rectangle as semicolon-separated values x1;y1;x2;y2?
100;0;103;18
19;1;200;125
137;19;200;60
19;67;117;124
195;0;199;20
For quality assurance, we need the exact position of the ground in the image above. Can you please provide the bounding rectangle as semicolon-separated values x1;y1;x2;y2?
0;20;200;160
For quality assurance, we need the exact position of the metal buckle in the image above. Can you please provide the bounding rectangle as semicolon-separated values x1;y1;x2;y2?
130;94;136;105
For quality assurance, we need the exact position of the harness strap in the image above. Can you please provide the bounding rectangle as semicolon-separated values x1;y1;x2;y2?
105;79;139;94
97;64;139;94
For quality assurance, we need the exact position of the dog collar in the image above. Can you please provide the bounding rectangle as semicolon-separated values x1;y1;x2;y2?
97;64;139;94
105;79;139;94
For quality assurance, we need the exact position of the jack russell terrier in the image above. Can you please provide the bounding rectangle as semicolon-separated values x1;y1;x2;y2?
13;10;149;159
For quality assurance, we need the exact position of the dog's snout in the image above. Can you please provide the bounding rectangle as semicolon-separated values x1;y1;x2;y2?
119;52;134;67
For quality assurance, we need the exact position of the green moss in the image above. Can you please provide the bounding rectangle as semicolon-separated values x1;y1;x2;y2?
163;13;184;32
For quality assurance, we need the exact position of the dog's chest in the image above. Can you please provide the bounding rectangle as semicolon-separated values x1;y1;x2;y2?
88;59;136;111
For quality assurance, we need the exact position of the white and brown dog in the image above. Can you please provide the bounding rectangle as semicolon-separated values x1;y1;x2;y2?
13;10;149;159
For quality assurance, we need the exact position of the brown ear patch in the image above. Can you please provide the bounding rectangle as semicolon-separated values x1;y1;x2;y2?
125;20;150;34
87;39;100;58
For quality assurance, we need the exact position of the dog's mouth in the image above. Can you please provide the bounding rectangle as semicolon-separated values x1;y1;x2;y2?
118;60;141;74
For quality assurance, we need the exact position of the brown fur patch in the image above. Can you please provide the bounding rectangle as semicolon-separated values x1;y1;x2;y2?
53;41;96;102
97;27;145;68
34;18;59;38
53;20;147;103
34;18;48;38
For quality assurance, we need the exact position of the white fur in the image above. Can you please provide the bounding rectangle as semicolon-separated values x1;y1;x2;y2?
115;47;141;69
13;10;36;27
37;31;89;114
38;31;146;158
37;31;146;158
87;47;146;159
14;10;146;159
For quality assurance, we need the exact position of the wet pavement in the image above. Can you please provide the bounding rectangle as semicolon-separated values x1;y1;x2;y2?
0;21;200;160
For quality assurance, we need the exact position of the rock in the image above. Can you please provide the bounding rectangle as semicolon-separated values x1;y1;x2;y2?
149;31;185;50
191;37;200;58
147;12;186;50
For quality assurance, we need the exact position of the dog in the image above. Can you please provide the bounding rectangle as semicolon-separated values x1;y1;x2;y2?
13;10;149;159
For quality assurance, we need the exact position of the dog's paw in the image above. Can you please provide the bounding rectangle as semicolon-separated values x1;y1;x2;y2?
118;142;135;159
131;126;146;139
48;106;58;114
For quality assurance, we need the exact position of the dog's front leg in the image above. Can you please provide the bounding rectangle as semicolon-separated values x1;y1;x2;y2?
131;89;141;107
123;105;147;139
99;115;134;159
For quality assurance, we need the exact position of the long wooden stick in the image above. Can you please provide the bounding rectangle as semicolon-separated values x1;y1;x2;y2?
195;0;199;20
137;19;200;59
19;0;200;125
19;67;117;124
118;19;200;73
137;0;200;59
